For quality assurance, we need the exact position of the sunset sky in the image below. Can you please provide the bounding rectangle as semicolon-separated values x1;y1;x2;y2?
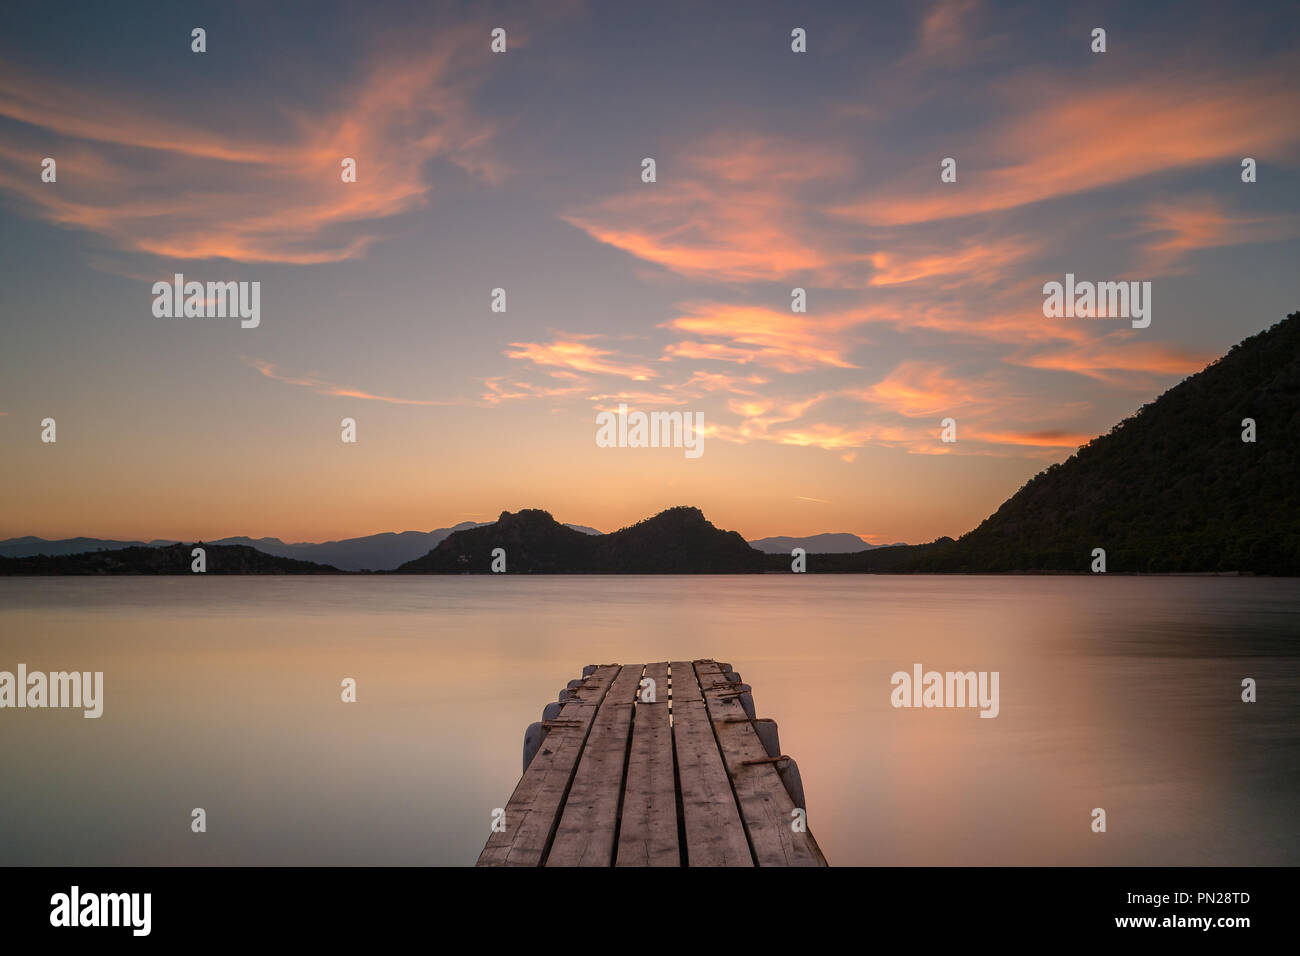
1;0;1297;544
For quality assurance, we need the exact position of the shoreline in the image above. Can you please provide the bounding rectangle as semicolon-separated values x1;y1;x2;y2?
0;569;1267;578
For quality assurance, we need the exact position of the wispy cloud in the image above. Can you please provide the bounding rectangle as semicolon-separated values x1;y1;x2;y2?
867;235;1036;287
0;31;502;264
481;377;592;405
246;358;464;406
1132;196;1297;275
661;303;863;372
856;361;987;417
967;428;1093;449
831;68;1300;226
562;136;850;283
910;0;987;65
505;338;659;380
1007;337;1216;386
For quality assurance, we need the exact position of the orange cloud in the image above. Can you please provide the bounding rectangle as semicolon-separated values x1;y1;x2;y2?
481;377;592;405
1010;338;1215;384
563;139;1049;298
0;34;501;264
562;137;849;282
589;390;691;407
834;71;1300;226
857;361;983;417
662;303;862;371
968;429;1092;449
1134;197;1297;275
671;370;770;395
704;419;900;452
896;304;1095;346
505;340;658;381
868;236;1035;286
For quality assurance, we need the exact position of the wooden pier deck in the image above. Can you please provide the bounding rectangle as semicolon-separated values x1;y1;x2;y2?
477;660;827;867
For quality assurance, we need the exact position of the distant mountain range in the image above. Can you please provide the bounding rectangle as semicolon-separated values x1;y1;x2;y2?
5;311;1296;575
0;522;602;572
0;536;179;557
747;533;904;554
0;525;889;569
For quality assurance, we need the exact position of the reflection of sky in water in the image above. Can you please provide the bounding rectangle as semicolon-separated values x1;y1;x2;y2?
0;576;1296;865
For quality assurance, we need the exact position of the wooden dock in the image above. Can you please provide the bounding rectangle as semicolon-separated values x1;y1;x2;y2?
477;660;827;866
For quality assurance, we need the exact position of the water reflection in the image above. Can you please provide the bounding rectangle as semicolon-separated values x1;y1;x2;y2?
0;576;1295;865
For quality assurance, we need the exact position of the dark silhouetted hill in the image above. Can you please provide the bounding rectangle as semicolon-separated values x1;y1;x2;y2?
0;543;340;575
207;524;488;571
397;506;764;573
0;536;178;557
594;507;764;572
399;509;592;572
807;311;1300;574
0;521;602;570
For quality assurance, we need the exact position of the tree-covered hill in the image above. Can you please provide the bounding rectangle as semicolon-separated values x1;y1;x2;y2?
816;311;1300;574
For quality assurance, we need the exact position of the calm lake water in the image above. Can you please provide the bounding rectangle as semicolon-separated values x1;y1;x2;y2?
1;576;1296;866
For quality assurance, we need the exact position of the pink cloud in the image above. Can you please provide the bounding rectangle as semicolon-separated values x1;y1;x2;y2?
505;339;659;381
662;303;863;371
833;71;1300;226
0;33;502;264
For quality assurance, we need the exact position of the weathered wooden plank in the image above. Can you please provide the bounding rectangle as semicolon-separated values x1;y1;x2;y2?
670;658;702;701
669;660;753;867
695;660;827;867
546;664;643;866
477;665;620;866
615;662;679;867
